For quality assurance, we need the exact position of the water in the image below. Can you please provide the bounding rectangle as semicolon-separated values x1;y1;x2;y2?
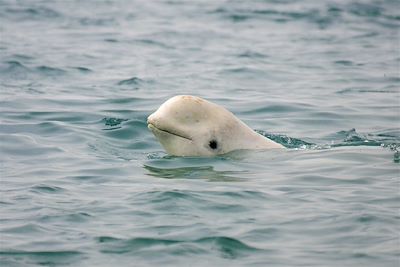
1;0;399;266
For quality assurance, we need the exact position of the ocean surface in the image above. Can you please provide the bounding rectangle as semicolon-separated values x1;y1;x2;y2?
1;0;399;266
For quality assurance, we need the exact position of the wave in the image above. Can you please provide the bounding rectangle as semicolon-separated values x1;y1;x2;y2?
97;235;263;258
260;128;400;149
0;61;67;79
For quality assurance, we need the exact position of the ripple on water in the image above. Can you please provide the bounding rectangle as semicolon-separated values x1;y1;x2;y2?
117;77;155;90
0;250;84;267
0;134;64;157
71;66;92;73
143;164;245;181
0;61;67;80
0;61;32;80
3;6;61;20
101;117;128;129
36;66;66;76
117;76;143;86
1;223;48;235
101;119;147;142
29;184;65;194
128;189;270;219
97;235;264;259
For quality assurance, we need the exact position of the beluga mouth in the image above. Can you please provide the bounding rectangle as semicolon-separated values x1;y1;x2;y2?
147;123;192;141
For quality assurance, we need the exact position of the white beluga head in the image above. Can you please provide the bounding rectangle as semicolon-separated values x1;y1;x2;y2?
147;95;284;156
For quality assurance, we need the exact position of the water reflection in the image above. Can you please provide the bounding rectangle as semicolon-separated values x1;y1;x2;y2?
143;164;245;182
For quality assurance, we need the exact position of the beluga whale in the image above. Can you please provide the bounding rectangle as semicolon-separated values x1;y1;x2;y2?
147;95;284;156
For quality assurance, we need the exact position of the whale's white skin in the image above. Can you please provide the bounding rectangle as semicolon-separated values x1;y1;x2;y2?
147;95;284;156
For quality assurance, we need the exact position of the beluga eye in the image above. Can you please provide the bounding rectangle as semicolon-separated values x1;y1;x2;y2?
209;140;218;150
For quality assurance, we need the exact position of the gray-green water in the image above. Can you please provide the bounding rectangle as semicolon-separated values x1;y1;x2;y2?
1;0;399;266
